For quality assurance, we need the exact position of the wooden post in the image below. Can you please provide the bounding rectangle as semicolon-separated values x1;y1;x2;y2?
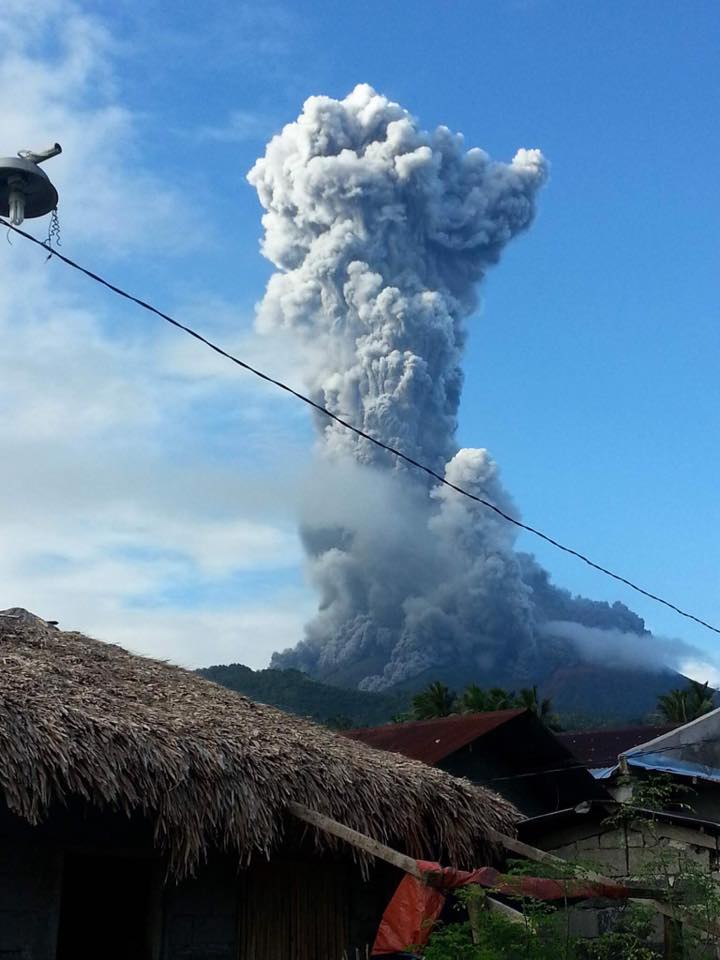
663;913;682;960
466;886;485;943
147;861;164;960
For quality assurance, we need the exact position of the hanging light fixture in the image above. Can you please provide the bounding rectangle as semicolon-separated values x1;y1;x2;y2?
0;144;62;227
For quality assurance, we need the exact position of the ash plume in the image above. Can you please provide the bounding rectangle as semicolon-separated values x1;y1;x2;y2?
247;85;667;690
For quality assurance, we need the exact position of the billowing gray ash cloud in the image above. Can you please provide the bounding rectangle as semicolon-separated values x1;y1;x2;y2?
248;85;652;690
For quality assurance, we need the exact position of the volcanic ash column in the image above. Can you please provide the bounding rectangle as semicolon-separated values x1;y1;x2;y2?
248;84;547;689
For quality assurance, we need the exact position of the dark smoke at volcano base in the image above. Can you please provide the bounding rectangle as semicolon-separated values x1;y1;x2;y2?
247;85;697;692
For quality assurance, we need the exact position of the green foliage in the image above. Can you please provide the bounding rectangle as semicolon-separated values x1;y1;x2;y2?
657;680;714;724
199;662;713;733
408;680;562;728
423;910;556;960
422;839;720;960
412;681;457;719
632;773;693;813
450;682;561;729
197;663;406;727
199;660;697;732
667;857;720;958
460;683;495;714
423;879;560;960
486;687;516;710
602;772;693;833
513;685;563;731
574;905;658;960
423;892;660;960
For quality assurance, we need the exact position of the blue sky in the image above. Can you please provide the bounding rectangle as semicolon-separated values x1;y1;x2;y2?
1;0;718;676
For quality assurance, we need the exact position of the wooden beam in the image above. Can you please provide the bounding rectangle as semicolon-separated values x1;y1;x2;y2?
290;807;658;894
290;804;529;940
486;896;527;926
289;804;711;944
290;805;670;907
288;802;423;879
489;830;671;900
487;830;616;884
636;819;718;851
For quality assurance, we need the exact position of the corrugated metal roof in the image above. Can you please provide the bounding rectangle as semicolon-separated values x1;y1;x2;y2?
622;706;720;785
589;765;619;780
344;709;525;764
558;725;673;769
626;753;720;783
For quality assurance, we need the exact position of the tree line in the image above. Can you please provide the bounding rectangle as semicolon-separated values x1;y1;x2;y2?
398;681;562;730
400;677;716;730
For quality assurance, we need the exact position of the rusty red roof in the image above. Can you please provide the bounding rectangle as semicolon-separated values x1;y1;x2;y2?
344;709;526;765
557;725;674;769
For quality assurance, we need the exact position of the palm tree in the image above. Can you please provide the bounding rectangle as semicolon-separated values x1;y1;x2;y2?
657;680;714;725
515;685;562;731
657;689;690;725
688;680;715;717
459;685;515;713
411;681;456;720
486;687;516;710
459;683;490;713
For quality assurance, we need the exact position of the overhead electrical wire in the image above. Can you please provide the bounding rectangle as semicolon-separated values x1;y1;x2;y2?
3;216;719;639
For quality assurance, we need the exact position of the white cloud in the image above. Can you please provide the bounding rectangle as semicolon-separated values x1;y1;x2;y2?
0;0;312;668
680;660;720;690
93;601;315;671
0;267;310;664
0;0;197;256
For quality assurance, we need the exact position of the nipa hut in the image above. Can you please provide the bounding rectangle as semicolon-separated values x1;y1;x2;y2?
0;609;517;959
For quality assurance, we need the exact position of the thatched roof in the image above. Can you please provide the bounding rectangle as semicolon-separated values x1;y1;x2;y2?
0;608;518;876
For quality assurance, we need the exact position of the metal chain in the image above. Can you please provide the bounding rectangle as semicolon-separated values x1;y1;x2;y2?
44;207;62;259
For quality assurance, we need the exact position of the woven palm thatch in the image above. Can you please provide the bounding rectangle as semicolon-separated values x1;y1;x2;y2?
0;608;518;876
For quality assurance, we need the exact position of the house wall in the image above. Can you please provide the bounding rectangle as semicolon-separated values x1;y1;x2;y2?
435;716;607;818
535;818;720;880
0;827;62;959
0;807;399;960
0;805;393;960
162;858;239;960
530;817;720;945
440;746;596;818
162;855;395;960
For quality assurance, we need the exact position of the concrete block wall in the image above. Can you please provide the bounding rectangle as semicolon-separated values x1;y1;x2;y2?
544;826;629;878
546;821;720;882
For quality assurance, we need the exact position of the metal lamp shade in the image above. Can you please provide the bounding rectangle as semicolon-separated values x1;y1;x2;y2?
0;157;58;219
